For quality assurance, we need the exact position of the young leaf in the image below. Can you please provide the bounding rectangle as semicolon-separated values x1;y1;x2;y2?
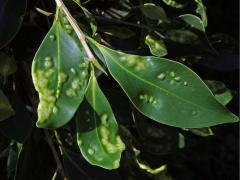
32;9;89;128
87;38;238;128
145;35;167;57
76;70;125;169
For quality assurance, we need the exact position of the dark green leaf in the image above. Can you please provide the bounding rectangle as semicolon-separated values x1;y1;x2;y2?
32;9;89;128
0;0;27;48
0;90;14;122
0;52;17;77
145;35;167;57
88;38;238;128
99;26;136;39
76;70;125;169
139;3;168;22
14;133;56;180
205;80;233;106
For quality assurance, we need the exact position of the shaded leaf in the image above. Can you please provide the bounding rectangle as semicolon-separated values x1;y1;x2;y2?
0;0;27;48
145;35;167;57
32;9;89;128
139;3;168;22
63;148;122;180
88;38;238;128
76;70;125;169
14;134;56;180
205;80;233;106
0;90;14;122
0;93;32;143
99;26;135;39
190;127;214;137
0;52;17;77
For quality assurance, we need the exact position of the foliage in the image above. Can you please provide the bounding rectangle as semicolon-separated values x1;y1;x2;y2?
0;0;238;180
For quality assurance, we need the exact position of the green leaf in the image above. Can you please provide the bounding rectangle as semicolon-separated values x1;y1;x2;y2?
0;0;27;48
189;127;214;137
195;0;208;27
145;35;167;57
76;70;125;169
0;52;17;77
87;38;238;128
99;26;136;39
162;0;185;9
73;0;97;36
205;80;233;106
0;90;14;121
179;14;205;32
139;3;168;22
32;9;89;128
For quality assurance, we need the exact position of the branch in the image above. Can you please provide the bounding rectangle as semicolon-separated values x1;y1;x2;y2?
55;0;94;62
44;130;67;180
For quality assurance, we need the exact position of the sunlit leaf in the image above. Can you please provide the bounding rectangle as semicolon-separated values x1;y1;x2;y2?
0;90;14;122
76;70;125;169
88;37;238;128
32;9;89;128
145;35;167;57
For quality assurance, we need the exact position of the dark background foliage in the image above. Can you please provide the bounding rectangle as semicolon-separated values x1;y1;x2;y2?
0;0;239;180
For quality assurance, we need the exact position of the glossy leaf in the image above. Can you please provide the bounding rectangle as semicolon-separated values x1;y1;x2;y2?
145;35;167;57
195;0;208;27
139;3;168;22
76;70;125;169
87;38;238;128
32;9;89;128
162;0;185;9
0;0;27;48
0;90;14;122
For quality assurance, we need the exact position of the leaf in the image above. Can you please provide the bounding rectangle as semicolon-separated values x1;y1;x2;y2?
162;0;185;9
0;52;17;77
195;0;208;27
76;70;125;169
0;0;27;48
32;9;89;128
87;38;238;128
73;0;97;36
0;93;32;143
205;80;233;106
179;14;205;32
139;3;168;22
99;26;135;39
14;134;56;180
0;90;14;122
63;148;122;180
145;35;167;57
189;127;214;137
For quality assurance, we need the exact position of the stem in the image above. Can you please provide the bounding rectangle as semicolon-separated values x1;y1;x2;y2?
55;0;94;62
44;130;67;180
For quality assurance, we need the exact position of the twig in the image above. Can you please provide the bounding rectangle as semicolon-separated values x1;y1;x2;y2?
55;0;95;62
44;130;67;180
